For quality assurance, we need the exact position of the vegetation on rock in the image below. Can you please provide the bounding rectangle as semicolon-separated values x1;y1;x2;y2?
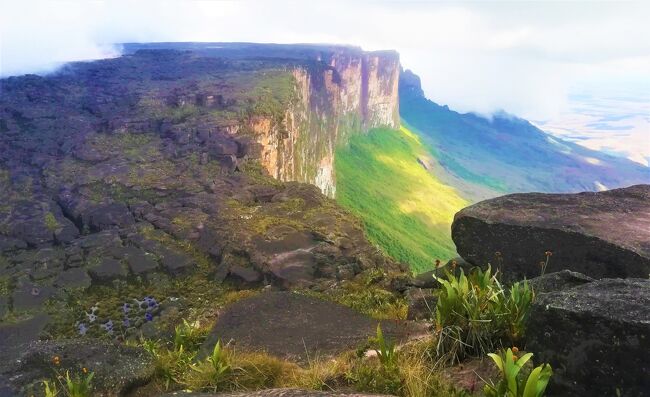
433;266;534;364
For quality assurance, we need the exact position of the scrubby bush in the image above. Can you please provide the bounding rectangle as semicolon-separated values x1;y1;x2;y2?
433;266;534;364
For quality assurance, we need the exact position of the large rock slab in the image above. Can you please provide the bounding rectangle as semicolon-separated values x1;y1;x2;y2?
203;291;424;362
452;185;650;280
527;278;650;397
2;339;155;396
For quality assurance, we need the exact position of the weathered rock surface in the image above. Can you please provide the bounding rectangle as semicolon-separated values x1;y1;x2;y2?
203;291;425;362
527;270;593;294
526;278;650;397
452;185;650;280
1;339;155;396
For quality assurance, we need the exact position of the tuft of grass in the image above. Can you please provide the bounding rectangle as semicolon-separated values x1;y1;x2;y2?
301;269;408;320
335;126;469;272
136;316;471;396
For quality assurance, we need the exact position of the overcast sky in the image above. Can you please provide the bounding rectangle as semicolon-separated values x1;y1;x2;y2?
1;0;649;162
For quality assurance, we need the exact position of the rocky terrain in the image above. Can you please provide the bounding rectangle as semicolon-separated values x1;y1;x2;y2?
0;42;648;397
0;45;410;395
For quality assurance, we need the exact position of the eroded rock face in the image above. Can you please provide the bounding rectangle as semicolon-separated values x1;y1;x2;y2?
526;278;650;397
202;291;424;363
452;185;650;280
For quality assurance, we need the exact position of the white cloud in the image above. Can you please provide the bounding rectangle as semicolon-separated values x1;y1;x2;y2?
1;0;649;126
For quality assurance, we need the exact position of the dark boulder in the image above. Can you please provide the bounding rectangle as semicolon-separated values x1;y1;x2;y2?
227;265;263;286
84;202;135;231
89;257;128;282
527;278;650;396
452;185;650;280
54;267;91;289
158;248;196;275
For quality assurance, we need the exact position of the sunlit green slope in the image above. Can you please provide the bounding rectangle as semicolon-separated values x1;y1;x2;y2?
335;126;468;272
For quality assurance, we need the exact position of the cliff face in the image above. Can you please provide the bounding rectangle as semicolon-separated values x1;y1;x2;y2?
247;50;400;196
116;43;401;196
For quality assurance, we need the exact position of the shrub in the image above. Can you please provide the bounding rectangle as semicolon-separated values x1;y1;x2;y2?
433;266;534;364
483;348;552;397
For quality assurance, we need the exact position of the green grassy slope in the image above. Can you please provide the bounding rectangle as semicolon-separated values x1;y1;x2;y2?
335;126;468;272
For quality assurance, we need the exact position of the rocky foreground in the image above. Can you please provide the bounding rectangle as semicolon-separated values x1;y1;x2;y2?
451;184;650;396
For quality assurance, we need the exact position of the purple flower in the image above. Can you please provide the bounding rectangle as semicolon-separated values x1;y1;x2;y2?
123;317;130;327
144;312;153;322
101;320;114;332
78;323;88;336
122;303;130;314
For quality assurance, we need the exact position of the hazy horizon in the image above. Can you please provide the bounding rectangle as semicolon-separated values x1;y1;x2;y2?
1;0;648;165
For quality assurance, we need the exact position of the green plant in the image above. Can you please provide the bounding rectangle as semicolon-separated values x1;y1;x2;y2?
173;319;206;351
374;324;398;369
207;340;232;379
44;212;59;232
63;370;94;397
503;281;534;341
144;339;196;390
483;348;552;397
188;340;233;391
433;266;534;364
42;379;59;397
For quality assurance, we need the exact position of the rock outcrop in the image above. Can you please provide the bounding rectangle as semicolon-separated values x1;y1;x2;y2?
202;291;425;362
451;185;650;280
526;278;650;397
